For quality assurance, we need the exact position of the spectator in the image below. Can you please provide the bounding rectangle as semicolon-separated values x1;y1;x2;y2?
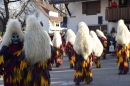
107;27;116;54
110;27;116;34
110;0;117;8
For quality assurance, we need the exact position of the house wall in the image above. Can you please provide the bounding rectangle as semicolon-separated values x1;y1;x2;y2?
0;0;4;6
37;9;50;32
49;20;62;33
66;0;119;34
36;9;62;33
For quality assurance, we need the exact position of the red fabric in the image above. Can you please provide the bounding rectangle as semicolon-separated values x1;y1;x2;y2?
9;42;23;53
99;37;107;41
111;1;117;8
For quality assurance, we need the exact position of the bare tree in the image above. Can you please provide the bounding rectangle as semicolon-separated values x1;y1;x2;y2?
0;0;36;35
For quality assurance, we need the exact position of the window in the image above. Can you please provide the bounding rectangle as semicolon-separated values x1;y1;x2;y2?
86;1;97;15
56;24;59;27
82;0;101;15
51;21;55;26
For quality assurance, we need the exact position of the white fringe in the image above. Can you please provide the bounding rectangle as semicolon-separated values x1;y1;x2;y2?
116;19;130;45
0;19;24;49
90;30;103;57
52;31;62;47
74;22;93;61
44;30;53;46
96;29;107;39
65;29;76;45
23;15;51;64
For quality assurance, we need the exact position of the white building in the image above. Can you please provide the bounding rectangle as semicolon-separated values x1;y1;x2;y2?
34;0;63;33
0;0;4;6
49;0;130;34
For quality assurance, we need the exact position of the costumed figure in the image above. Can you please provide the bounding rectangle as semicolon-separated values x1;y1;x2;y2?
90;30;103;68
45;30;55;71
96;29;107;59
21;15;51;86
52;31;63;67
61;32;66;54
65;29;76;68
73;22;93;85
0;19;24;85
115;19;130;74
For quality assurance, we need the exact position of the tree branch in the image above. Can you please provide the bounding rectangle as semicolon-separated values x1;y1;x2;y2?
15;0;31;18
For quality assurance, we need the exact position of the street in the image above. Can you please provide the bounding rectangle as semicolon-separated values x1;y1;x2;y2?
50;55;130;86
0;55;130;86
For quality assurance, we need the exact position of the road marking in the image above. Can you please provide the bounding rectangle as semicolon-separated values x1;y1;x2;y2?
60;81;74;86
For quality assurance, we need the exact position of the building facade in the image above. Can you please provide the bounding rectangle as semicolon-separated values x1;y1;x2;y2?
35;0;63;33
49;0;130;34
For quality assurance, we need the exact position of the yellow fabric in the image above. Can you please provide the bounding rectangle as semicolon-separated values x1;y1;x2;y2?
124;62;128;67
38;62;47;68
69;56;75;64
56;50;60;56
25;62;50;86
1;49;50;86
20;60;28;70
74;71;83;78
14;50;22;56
117;44;129;67
55;46;62;57
41;76;49;86
104;41;107;47
27;70;32;82
82;61;88;68
95;60;100;68
118;56;123;67
125;50;129;58
0;55;4;64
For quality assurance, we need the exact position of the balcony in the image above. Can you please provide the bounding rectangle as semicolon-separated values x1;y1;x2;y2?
105;6;130;22
49;0;88;4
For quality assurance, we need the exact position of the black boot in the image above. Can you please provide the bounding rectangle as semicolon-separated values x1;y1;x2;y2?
56;63;60;67
75;82;80;86
70;64;74;68
90;77;93;82
118;70;123;75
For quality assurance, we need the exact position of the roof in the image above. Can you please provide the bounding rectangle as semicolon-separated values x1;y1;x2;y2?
34;1;63;21
49;0;89;4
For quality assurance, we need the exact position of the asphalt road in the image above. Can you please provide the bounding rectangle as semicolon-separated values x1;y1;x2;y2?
50;55;130;86
0;54;130;86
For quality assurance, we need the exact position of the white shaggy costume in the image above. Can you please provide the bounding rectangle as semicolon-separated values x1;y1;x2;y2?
65;29;76;68
44;30;54;70
0;19;24;86
96;29;107;59
115;19;130;74
90;30;103;68
52;31;63;67
20;15;51;86
73;22;93;85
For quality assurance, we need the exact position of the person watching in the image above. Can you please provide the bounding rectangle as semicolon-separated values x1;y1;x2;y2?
111;0;117;8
